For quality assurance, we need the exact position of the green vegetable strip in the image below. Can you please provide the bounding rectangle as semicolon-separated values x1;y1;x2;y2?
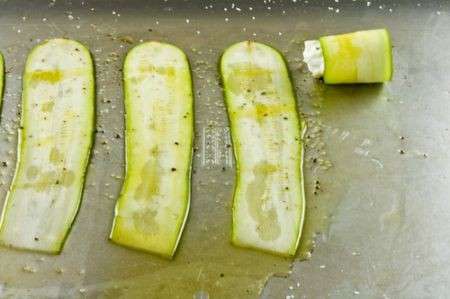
221;41;305;256
0;53;4;109
320;29;393;84
0;39;94;254
110;42;193;258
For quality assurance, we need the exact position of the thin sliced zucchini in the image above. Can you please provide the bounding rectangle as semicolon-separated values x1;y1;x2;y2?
320;29;393;84
0;39;94;254
110;42;193;258
220;41;305;257
0;52;4;109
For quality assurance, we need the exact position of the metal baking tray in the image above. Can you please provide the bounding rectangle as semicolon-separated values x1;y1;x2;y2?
0;0;449;298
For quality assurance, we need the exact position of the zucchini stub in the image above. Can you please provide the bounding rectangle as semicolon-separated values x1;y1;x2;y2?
221;41;305;256
110;42;193;258
303;29;393;84
0;39;94;253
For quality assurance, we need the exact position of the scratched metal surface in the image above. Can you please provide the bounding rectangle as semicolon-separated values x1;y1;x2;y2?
0;0;450;298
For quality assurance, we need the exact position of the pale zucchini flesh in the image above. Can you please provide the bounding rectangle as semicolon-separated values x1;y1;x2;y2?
320;29;393;84
0;39;94;253
110;42;193;258
221;41;305;256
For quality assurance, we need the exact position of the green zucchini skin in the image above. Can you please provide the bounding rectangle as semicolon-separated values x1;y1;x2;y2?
320;29;393;84
0;39;95;254
220;41;305;257
110;42;193;259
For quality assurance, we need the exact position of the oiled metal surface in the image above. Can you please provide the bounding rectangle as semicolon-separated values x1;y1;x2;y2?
0;1;449;298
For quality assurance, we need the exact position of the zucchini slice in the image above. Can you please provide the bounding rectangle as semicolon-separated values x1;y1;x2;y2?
110;42;193;258
0;39;94;254
0;52;4;109
319;29;393;84
220;41;305;256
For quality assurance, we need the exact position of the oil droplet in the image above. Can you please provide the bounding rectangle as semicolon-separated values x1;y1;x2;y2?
49;147;63;164
41;101;55;112
30;69;62;84
226;64;274;97
134;157;160;199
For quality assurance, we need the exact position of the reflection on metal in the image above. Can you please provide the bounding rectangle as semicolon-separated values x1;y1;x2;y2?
201;126;233;168
194;290;210;299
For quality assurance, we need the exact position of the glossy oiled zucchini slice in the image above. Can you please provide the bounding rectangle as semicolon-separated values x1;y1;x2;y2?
110;42;193;258
320;29;393;84
0;39;94;254
220;41;305;256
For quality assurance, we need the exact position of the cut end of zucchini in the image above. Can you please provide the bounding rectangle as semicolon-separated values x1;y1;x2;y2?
0;39;94;254
221;41;305;257
303;40;324;78
110;42;193;258
319;29;393;84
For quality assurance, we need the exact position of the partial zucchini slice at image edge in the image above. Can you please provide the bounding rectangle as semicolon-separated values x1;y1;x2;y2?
0;39;95;254
110;42;193;258
0;52;4;110
320;28;393;84
220;41;305;257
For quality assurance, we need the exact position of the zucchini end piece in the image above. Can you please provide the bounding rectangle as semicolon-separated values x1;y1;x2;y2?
320;28;393;84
